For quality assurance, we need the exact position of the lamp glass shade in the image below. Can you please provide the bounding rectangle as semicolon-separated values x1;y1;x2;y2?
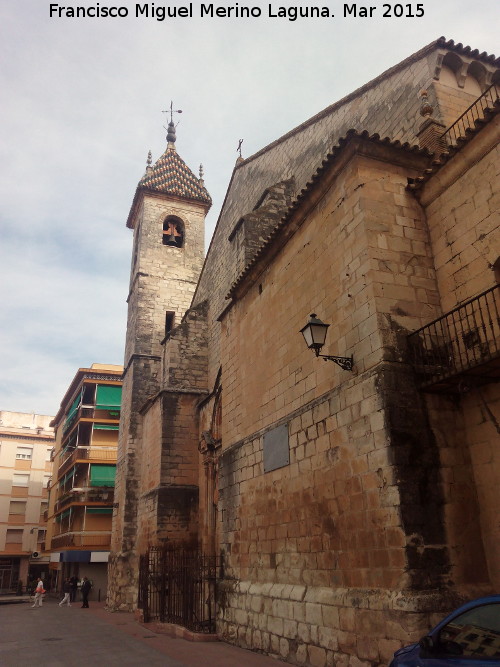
300;314;329;351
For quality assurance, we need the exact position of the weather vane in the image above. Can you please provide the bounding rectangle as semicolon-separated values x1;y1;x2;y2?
237;139;243;158
162;101;183;125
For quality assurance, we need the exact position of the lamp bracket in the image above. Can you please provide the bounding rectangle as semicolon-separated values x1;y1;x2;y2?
317;353;354;371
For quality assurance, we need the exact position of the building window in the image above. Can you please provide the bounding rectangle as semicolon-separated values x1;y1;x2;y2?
46;448;53;461
16;447;33;460
6;529;23;544
44;475;51;489
9;501;27;516
162;216;184;247
12;473;30;487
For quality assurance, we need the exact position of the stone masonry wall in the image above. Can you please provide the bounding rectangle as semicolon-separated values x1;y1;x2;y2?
415;117;500;590
217;382;461;667
215;143;464;665
193;46;439;404
418;117;499;309
194;47;498;428
221;145;436;446
461;383;500;589
162;300;209;391
422;393;490;587
109;188;206;609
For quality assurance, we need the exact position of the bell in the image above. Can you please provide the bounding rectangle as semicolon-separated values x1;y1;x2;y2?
164;232;177;246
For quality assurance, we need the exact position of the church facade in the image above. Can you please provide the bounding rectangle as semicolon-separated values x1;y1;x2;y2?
109;38;500;666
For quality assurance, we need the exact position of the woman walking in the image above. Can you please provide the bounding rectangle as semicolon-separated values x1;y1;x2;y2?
59;578;72;607
31;577;44;608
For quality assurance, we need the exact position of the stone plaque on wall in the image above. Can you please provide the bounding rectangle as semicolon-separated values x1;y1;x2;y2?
263;423;289;473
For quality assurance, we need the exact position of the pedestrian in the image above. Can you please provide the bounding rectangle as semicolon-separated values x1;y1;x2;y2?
59;578;72;607
69;575;78;603
31;577;45;608
80;576;92;608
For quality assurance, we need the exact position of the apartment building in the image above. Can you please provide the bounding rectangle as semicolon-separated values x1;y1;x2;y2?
46;363;122;598
0;411;54;592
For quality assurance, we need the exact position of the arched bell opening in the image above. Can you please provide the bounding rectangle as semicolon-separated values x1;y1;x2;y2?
162;216;184;248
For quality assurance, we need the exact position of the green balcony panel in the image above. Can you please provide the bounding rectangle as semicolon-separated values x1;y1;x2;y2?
95;385;122;410
64;391;81;426
90;464;116;487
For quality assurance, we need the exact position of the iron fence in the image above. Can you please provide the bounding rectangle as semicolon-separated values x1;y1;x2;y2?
139;545;218;633
408;284;500;388
441;83;499;147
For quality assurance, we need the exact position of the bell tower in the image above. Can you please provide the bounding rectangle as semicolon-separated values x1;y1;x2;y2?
108;118;211;610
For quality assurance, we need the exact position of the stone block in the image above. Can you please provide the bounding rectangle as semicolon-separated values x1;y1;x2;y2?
308;645;327;667
267;615;284;635
306;602;324;626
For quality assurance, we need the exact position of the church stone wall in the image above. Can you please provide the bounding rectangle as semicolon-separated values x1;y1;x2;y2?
416;118;500;590
215;143;468;665
461;383;500;589
419;116;499;309
221;145;436;446
433;79;480;131
217;381;461;666
193;47;438;398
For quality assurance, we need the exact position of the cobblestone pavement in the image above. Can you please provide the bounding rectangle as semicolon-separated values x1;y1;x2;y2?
0;598;286;666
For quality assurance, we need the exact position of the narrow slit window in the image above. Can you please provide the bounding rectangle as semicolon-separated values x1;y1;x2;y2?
165;311;175;338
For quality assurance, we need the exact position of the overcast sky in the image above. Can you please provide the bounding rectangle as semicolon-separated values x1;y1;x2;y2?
0;1;497;417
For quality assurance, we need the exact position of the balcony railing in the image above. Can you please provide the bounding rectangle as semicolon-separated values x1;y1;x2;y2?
51;531;111;549
54;487;114;513
441;83;499;147
408;284;500;391
58;446;117;477
63;405;120;434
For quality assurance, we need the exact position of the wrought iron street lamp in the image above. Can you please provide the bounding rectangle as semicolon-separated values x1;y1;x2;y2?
300;314;353;371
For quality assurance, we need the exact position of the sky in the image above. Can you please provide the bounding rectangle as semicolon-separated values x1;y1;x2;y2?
0;0;498;417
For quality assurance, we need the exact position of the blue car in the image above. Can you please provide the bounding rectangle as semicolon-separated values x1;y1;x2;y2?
390;595;500;666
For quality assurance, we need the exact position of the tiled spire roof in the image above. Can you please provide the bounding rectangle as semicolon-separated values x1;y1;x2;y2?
138;144;212;207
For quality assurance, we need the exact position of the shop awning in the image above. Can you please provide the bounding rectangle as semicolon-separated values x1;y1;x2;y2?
90;464;116;487
86;508;113;514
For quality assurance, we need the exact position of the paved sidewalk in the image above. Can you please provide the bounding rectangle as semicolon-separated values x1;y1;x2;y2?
0;597;286;666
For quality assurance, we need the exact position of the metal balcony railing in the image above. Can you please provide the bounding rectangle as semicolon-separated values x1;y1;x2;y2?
441;83;500;147
58;445;117;477
408;284;500;391
63;405;120;434
54;487;114;513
